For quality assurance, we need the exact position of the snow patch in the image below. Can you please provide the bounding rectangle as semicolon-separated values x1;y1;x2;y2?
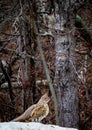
0;122;78;130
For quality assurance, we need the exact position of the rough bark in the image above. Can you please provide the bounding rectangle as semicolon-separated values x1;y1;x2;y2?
53;1;79;128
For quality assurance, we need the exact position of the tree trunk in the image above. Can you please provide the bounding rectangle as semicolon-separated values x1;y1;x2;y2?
53;1;79;128
33;0;79;128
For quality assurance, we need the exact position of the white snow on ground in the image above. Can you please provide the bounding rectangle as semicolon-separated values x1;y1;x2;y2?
0;122;78;130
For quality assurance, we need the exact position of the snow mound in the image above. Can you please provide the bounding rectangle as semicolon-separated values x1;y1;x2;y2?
0;122;78;130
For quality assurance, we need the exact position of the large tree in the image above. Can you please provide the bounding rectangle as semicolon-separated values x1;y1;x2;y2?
32;0;79;128
53;1;79;128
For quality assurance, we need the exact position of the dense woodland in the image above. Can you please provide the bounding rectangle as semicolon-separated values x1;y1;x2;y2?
0;0;92;130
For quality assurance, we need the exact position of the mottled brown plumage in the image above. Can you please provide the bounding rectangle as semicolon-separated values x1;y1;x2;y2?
13;92;50;122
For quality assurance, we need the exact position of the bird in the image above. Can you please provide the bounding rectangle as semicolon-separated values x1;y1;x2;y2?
12;92;50;122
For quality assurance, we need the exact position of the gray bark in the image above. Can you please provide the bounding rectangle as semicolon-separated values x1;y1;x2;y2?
33;0;79;128
53;1;79;128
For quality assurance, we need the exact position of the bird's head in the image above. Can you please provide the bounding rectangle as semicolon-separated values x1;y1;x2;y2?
38;92;50;105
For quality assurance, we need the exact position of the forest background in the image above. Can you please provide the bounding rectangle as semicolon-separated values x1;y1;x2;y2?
0;0;92;130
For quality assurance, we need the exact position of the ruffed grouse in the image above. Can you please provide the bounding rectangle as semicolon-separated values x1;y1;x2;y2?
13;92;50;122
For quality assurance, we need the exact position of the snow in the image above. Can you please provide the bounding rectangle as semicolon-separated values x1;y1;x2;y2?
0;122;78;130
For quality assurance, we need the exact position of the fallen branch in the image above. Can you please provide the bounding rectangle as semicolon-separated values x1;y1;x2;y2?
0;80;48;89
